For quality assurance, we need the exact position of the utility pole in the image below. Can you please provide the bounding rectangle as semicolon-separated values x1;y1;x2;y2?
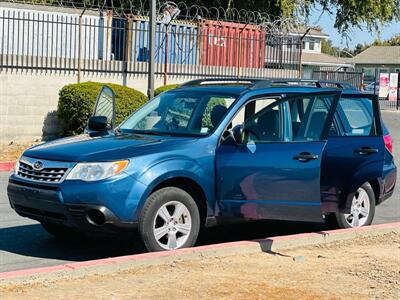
147;0;156;99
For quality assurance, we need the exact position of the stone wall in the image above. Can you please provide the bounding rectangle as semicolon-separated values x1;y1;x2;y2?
0;68;296;144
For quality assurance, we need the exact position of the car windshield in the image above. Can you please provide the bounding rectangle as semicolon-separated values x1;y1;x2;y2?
119;91;236;136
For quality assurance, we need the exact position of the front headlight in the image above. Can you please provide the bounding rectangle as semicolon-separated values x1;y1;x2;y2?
13;158;21;175
66;160;129;182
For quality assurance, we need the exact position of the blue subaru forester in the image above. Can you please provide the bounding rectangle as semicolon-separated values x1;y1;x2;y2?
8;79;397;251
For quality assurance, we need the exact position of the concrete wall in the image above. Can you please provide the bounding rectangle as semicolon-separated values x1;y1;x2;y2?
0;67;297;144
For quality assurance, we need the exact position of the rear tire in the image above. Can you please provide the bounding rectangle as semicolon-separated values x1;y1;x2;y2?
139;187;200;252
41;222;75;239
325;182;375;229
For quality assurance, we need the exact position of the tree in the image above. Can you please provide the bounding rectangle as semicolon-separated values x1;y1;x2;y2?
321;39;338;56
36;0;400;35
351;34;400;56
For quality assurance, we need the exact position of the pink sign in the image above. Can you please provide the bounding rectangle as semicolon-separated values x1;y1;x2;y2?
379;73;390;98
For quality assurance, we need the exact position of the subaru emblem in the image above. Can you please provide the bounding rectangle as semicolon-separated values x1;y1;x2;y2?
33;161;43;170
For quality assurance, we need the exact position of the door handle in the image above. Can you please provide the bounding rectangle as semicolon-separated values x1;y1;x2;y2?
354;147;379;155
293;152;319;162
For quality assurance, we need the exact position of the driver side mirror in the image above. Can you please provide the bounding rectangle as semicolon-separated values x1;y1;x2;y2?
87;116;108;132
232;124;244;144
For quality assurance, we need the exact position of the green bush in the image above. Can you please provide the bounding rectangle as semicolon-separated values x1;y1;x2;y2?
57;82;147;136
154;84;180;96
202;98;227;130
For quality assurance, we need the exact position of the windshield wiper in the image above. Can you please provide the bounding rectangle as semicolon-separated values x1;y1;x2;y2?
131;130;173;136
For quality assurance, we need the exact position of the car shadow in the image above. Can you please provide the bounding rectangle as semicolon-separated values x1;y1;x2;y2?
0;220;327;268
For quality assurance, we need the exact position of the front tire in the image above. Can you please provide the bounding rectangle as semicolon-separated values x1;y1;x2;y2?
139;187;200;252
326;182;376;228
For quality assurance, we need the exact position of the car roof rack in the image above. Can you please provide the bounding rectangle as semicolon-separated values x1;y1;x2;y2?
179;78;356;90
179;78;263;87
251;79;356;90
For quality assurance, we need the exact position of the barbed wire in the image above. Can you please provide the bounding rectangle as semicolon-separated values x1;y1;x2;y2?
2;0;303;35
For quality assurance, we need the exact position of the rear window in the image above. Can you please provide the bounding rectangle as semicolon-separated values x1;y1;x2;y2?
336;98;376;136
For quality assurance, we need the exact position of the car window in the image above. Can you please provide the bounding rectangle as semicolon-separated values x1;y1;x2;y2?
119;92;235;136
244;104;282;143
225;98;280;143
288;95;337;141
336;98;376;136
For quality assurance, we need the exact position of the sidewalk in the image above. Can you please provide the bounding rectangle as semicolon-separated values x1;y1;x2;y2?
1;230;399;299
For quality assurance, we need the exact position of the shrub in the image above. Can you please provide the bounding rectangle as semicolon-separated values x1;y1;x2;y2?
202;97;227;130
154;84;180;96
57;82;147;136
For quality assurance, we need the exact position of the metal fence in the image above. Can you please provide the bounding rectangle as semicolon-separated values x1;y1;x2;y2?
0;3;301;80
312;70;364;90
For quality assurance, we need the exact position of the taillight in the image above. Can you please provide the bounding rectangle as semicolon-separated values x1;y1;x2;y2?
383;134;393;153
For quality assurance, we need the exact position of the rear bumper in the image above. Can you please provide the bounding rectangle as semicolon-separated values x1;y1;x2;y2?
7;179;137;234
378;165;397;205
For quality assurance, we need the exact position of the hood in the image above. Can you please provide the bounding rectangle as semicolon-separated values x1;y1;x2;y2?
23;132;195;162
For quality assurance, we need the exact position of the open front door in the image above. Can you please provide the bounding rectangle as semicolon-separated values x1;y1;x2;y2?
87;86;116;132
216;91;341;222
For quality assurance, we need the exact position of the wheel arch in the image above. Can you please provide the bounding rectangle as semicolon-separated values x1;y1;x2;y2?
340;176;381;212
146;177;209;227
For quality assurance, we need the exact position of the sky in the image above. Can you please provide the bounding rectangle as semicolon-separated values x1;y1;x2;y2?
309;6;400;49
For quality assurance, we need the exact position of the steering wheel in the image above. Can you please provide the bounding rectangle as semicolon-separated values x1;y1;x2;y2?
221;130;233;143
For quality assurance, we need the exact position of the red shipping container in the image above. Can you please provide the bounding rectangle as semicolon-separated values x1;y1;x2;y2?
199;20;266;68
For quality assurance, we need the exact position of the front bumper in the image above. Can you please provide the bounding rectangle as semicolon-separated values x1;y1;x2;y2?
7;178;139;234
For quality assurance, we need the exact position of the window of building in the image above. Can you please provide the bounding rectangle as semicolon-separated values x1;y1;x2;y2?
309;40;315;51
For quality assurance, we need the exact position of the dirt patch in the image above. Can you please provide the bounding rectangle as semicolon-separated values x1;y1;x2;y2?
1;232;400;299
0;141;39;162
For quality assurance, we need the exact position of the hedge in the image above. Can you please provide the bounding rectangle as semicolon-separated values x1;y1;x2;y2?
57;82;147;136
154;84;180;96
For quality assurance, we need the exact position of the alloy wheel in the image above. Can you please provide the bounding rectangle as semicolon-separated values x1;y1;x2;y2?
152;201;192;250
344;187;371;227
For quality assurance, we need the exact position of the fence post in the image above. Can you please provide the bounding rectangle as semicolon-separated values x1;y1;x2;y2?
148;0;156;98
123;15;134;87
125;15;133;62
164;25;168;86
397;72;399;111
77;8;86;83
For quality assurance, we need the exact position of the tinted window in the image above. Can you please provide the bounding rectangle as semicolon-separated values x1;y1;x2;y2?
337;98;375;136
289;95;336;141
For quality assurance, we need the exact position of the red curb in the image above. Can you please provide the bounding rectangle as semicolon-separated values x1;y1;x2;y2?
1;222;399;281
0;161;15;172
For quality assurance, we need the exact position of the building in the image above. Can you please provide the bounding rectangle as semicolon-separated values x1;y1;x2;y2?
288;27;353;78
348;46;400;82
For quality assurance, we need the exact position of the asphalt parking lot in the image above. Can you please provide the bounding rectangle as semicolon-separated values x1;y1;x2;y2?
0;111;399;273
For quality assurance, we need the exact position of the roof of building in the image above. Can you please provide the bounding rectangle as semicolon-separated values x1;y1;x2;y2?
349;46;400;65
301;52;352;67
290;27;329;38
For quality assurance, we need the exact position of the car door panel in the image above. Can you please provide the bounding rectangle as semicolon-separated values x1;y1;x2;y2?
216;91;341;223
320;94;384;214
216;142;326;222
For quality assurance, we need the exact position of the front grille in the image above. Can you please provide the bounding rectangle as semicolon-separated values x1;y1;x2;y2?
17;161;68;183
